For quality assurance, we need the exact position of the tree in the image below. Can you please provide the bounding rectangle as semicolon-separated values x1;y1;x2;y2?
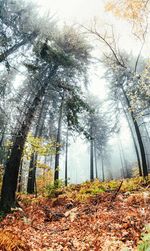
54;91;65;181
82;96;110;181
0;66;57;211
62;89;91;183
0;0;39;64
84;22;149;178
54;86;90;183
104;56;148;177
27;96;48;194
64;125;69;186
0;25;91;211
104;0;150;175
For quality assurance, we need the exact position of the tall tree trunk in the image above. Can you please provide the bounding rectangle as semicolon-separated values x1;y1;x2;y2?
122;88;148;177
27;153;38;194
101;154;104;182
118;140;125;178
90;125;94;181
27;97;47;194
140;121;150;171
0;66;57;211
54;92;65;182
122;105;142;176
65;125;69;186
1;120;32;211
94;141;98;179
118;137;128;177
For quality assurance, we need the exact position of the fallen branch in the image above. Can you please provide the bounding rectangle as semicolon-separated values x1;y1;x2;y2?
111;180;123;202
108;180;123;209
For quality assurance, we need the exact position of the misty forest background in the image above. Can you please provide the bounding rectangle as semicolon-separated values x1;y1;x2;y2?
0;0;150;212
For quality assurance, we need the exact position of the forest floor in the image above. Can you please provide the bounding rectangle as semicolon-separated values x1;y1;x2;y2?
0;177;150;251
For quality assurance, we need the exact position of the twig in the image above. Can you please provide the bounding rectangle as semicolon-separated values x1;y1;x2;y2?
108;180;123;210
111;180;123;203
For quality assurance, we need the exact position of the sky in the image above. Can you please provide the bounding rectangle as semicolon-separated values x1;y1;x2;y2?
32;0;105;24
32;0;147;52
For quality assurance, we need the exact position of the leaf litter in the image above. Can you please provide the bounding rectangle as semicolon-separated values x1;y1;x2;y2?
0;183;150;250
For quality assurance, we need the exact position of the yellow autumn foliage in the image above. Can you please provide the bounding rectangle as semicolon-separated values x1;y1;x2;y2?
105;0;149;36
23;132;59;160
37;169;53;195
105;0;147;22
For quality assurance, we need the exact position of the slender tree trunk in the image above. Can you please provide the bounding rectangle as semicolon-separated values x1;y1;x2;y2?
140;121;150;170
27;153;38;194
90;138;94;181
27;97;47;194
27;153;35;194
122;105;142;176
0;67;57;211
118;137;128;177
54;92;65;182
118;141;125;178
122;88;148;177
101;155;104;182
50;155;53;168
90;123;94;181
133;119;148;177
94;141;98;179
65;125;69;186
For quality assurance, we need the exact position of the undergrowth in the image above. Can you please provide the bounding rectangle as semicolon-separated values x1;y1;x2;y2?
44;176;150;202
137;225;150;251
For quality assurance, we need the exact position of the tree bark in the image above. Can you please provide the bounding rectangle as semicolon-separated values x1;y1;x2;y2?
94;141;98;179
65;125;69;186
0;126;6;164
1;122;31;211
90;125;94;181
17;159;23;193
122;87;148;177
54;92;65;182
140;121;150;171
122;105;142;176
101;154;104;182
118;141;125;178
27;153;38;194
27;97;47;194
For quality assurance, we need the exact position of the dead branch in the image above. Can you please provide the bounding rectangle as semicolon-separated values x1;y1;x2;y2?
81;24;126;69
111;180;123;202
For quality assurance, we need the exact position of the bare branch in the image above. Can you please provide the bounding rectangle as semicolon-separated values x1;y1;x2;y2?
81;24;126;69
134;22;148;72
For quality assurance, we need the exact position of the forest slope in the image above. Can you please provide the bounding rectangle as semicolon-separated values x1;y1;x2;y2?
0;178;150;251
